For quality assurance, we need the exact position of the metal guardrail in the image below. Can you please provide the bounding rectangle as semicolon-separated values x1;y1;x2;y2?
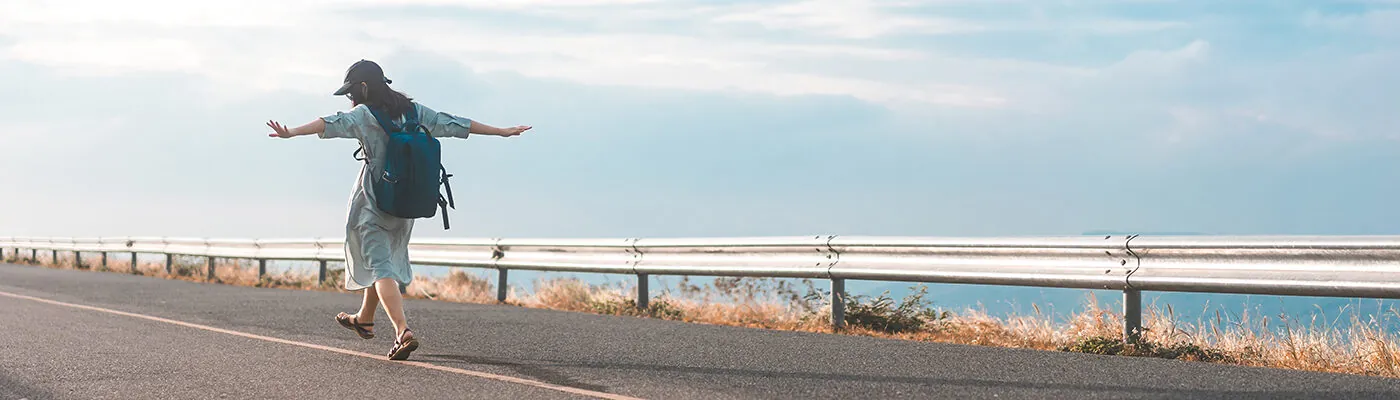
4;235;1400;342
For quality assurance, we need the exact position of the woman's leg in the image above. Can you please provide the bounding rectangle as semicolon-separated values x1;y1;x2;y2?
355;284;380;326
375;277;412;339
337;284;379;339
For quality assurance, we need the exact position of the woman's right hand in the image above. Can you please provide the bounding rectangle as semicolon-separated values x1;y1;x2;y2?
267;120;295;138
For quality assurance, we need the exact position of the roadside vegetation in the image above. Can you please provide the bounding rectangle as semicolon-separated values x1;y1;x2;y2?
8;251;1399;378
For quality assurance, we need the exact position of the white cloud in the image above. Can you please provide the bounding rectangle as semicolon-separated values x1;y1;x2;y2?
0;0;1390;141
1104;39;1211;76
712;0;985;39
1303;8;1400;38
0;0;292;27
0;0;1019;107
7;37;204;74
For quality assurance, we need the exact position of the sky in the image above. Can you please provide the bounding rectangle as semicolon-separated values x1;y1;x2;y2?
2;0;1399;321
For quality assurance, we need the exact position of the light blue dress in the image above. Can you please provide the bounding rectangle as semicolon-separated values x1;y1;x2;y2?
317;103;473;291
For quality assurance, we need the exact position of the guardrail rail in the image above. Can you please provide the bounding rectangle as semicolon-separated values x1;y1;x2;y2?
5;234;1400;343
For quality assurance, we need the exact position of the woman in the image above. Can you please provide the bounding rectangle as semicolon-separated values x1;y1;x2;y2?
265;59;530;360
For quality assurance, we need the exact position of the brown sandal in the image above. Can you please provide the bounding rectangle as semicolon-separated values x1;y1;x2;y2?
387;329;419;360
336;312;374;339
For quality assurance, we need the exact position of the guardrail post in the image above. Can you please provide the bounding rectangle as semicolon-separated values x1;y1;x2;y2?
74;251;82;269
130;252;138;274
496;268;508;302
258;259;267;278
636;274;649;310
318;260;327;284
206;257;216;280
101;252;108;269
165;254;173;275
831;278;846;329
51;250;57;265
1124;289;1142;344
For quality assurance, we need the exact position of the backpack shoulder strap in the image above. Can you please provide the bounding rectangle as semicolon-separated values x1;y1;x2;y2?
366;105;404;133
405;103;421;126
405;103;431;135
355;105;405;164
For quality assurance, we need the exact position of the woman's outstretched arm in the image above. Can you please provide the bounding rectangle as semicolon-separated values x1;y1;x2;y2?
418;103;529;138
267;118;326;138
468;121;531;137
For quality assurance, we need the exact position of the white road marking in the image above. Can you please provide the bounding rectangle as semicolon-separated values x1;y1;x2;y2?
0;290;644;400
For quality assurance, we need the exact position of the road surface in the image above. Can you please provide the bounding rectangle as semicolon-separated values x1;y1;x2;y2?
1;263;1397;399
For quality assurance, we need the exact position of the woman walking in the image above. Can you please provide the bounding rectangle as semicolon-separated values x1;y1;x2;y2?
265;59;530;360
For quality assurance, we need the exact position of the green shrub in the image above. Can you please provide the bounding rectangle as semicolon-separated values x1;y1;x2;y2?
171;259;201;278
588;297;686;320
1059;336;1125;355
1059;336;1231;362
647;298;686;320
804;285;952;333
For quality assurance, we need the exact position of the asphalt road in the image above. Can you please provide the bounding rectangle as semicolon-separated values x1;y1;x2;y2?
2;263;1398;399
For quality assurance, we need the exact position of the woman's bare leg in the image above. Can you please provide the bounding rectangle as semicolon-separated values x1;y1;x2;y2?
374;278;412;339
354;285;380;330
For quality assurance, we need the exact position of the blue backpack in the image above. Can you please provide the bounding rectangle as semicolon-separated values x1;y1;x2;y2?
354;103;456;229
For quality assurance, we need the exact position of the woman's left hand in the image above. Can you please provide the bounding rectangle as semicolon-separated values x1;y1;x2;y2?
501;125;532;137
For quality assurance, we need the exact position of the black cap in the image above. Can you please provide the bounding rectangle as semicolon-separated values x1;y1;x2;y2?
333;59;392;96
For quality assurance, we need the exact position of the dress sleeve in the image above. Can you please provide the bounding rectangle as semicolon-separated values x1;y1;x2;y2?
416;103;473;139
318;105;369;139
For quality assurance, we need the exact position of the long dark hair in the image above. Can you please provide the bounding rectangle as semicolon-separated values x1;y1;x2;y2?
349;80;415;122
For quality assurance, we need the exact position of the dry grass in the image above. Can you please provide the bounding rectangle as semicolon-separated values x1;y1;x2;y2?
11;254;1400;378
408;270;497;304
